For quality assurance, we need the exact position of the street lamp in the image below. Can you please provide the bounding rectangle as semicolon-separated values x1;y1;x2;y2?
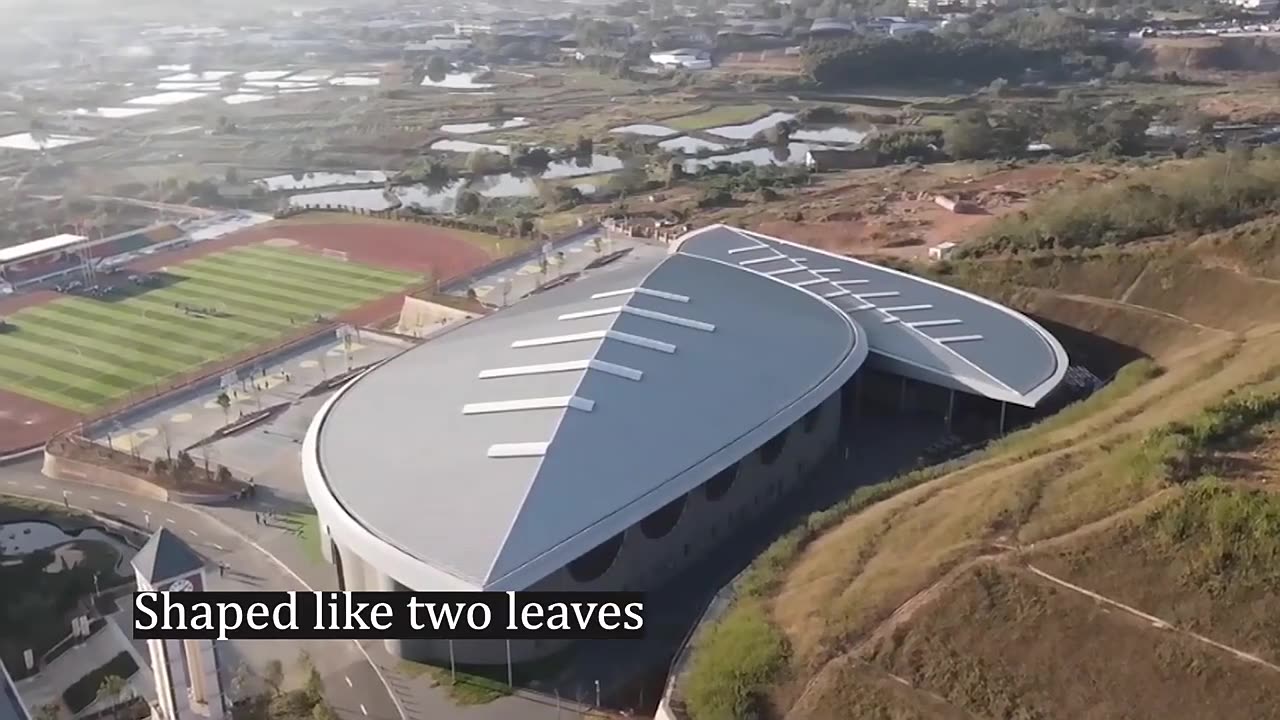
594;679;600;707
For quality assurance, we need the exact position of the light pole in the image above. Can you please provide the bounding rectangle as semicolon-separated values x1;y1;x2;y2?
594;679;600;707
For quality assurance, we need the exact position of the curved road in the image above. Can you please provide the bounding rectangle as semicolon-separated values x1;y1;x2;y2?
0;456;400;720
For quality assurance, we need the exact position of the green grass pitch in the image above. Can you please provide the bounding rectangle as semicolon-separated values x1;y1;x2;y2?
0;246;420;413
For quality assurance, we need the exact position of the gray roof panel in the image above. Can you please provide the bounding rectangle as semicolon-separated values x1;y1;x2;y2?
316;246;862;589
675;225;1066;404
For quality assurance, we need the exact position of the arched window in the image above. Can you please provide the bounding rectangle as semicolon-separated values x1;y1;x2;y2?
568;532;624;583
640;495;687;539
803;405;822;433
704;463;738;501
760;428;788;465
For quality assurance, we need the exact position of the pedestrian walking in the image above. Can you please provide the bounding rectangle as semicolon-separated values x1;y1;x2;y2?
218;562;226;577
254;512;260;525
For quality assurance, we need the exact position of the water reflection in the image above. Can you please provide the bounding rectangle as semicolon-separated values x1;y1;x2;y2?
681;142;826;172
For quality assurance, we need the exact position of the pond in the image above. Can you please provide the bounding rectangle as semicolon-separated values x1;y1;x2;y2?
609;124;678;137
681;142;826;172
0;132;94;150
0;521;133;572
224;94;269;105
421;71;494;90
440;117;531;134
258;171;388;191
792;125;871;145
288;159;624;212
329;76;381;87
705;111;797;140
74;107;156;119
124;91;209;106
658;136;728;154
430;139;511;155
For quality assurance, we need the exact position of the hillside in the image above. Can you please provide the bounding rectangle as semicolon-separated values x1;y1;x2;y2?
679;221;1280;720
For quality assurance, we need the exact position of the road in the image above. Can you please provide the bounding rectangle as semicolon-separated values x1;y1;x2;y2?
0;456;399;720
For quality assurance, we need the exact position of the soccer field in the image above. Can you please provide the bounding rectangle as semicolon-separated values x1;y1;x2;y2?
0;245;420;413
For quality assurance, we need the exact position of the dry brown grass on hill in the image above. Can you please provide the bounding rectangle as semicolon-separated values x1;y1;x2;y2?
858;563;1280;720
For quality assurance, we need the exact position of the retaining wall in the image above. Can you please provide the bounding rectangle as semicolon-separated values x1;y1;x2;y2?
41;451;240;504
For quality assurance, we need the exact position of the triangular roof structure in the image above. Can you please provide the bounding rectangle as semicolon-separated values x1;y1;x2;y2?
131;527;204;584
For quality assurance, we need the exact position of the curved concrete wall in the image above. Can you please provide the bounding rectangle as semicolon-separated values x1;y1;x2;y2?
327;391;843;665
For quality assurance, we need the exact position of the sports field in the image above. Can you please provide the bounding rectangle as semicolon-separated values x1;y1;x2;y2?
0;245;419;413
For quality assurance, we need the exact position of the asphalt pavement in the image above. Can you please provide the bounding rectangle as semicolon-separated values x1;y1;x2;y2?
0;457;399;720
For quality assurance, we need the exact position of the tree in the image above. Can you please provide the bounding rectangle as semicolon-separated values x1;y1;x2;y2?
35;702;60;720
312;703;339;720
175;450;196;479
304;667;325;706
574;136;594;158
455;190;481;214
944;110;994;160
216;465;233;483
466;149;508;175
263;660;284;696
224;167;240;185
425;55;449;83
97;675;129;720
216;392;231;424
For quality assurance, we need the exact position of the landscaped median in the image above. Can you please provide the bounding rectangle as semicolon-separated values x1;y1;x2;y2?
43;434;247;504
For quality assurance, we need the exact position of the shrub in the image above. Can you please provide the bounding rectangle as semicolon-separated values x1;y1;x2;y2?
62;652;137;713
684;601;787;720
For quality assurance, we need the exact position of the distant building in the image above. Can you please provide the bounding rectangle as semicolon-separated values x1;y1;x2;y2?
651;48;713;69
929;241;959;260
806;18;855;38
1232;0;1280;10
805;148;879;171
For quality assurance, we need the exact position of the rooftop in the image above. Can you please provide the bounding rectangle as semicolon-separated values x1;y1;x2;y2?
312;244;864;591
674;225;1066;406
132;527;204;584
0;234;89;265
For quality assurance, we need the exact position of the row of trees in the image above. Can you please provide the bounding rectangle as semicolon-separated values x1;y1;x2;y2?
804;10;1125;87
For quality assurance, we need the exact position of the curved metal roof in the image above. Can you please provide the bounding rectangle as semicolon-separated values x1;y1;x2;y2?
673;225;1068;407
308;246;865;591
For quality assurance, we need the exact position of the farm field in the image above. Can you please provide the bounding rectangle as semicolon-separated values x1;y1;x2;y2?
665;104;774;131
0;245;419;413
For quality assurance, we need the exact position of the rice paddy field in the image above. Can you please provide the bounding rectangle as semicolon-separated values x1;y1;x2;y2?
0;245;419;413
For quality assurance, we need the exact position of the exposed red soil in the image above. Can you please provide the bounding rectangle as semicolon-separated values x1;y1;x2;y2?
0;387;81;455
0;218;488;453
229;222;491;281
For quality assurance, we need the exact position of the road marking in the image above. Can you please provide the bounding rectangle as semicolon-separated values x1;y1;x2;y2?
345;677;352;688
211;543;224;550
5;480;16;486
166;518;176;524
360;705;367;716
116;502;128;508
90;495;101;501
34;485;46;490
188;530;199;537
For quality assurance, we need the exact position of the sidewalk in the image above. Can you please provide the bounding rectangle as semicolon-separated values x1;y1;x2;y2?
195;488;609;720
15;622;153;715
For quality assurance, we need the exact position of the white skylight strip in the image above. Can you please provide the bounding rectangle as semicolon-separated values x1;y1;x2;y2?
765;266;809;277
487;442;550;458
559;306;624;321
512;329;675;353
607;330;677;353
623;306;716;332
796;278;827;287
589;360;645;381
936;335;985;344
832;279;870;286
823;289;852;299
907;319;963;328
739;254;789;267
853;291;900;299
480;360;584;379
813;268;842;275
479;359;643;381
882;304;933;313
464;396;594;415
512;330;607;348
591;287;690;303
728;245;769;255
